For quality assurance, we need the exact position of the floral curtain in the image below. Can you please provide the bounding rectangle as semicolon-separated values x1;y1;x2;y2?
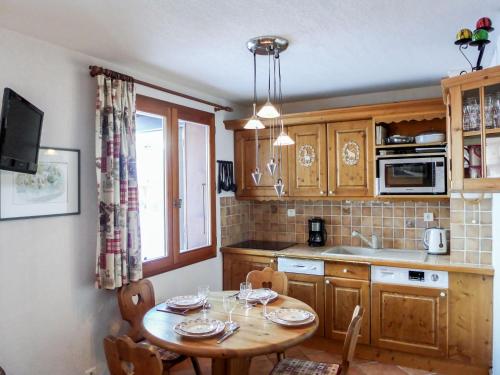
94;75;142;290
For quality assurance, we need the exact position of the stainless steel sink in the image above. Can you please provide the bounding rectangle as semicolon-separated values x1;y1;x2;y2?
321;246;427;262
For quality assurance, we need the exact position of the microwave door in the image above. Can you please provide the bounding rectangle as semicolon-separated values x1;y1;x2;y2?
380;160;435;194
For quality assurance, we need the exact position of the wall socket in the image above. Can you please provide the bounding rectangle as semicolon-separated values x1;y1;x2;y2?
287;209;296;217
423;212;434;222
84;367;97;375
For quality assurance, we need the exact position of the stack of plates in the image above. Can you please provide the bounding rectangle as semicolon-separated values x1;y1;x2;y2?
174;318;225;339
240;289;278;304
267;308;315;327
165;295;204;310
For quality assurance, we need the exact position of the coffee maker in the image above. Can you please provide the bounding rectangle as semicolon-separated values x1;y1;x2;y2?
308;217;326;247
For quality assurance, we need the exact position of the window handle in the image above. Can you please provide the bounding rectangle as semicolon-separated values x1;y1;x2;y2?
174;198;182;208
202;183;206;235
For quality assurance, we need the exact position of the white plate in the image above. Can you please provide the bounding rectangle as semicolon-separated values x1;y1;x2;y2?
267;310;316;327
240;289;278;303
174;319;225;339
276;309;312;322
166;295;202;308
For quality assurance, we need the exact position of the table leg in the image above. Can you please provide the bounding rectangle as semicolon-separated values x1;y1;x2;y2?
212;357;251;375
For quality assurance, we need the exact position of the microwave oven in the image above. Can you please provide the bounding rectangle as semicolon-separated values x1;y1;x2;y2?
378;156;447;195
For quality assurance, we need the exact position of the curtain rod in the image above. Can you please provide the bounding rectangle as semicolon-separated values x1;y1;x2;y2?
88;65;233;112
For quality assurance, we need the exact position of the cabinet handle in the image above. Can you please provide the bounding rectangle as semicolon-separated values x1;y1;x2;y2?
440;291;446;297
329;190;334;195
270;259;275;263
343;268;348;273
325;279;330;284
320;191;325;195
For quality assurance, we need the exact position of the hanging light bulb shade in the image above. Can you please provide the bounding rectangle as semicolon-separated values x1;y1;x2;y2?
274;178;285;197
257;100;280;118
251;167;262;185
274;131;295;146
266;157;277;175
244;115;265;129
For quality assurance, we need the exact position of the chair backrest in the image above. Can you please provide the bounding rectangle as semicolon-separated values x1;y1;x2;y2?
117;279;156;342
104;335;163;375
246;267;288;295
341;305;364;374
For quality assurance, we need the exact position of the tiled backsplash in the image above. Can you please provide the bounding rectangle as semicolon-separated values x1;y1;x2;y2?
450;197;492;265
220;197;251;246
248;200;450;250
219;196;493;266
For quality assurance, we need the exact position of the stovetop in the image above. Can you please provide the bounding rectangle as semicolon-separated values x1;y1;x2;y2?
226;240;296;251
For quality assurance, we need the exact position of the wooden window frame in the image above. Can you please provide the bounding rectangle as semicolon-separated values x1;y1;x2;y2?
136;94;217;277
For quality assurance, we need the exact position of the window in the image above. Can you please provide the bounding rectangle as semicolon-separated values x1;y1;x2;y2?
136;95;216;277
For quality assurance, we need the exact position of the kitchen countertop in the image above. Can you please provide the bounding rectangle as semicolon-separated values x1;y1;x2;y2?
221;244;494;276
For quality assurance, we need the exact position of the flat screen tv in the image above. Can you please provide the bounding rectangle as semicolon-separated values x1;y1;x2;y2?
0;88;44;174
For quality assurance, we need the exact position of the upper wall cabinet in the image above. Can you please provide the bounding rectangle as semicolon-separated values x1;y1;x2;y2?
287;124;328;197
442;66;500;192
234;129;289;198
327;120;374;197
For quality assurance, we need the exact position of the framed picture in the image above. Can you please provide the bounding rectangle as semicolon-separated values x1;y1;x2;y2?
0;147;80;220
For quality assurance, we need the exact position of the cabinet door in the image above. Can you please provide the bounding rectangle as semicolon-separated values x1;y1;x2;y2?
371;283;448;357
327;120;374;197
222;253;275;291
286;273;325;336
287;124;328;197
325;277;370;344
234;129;288;197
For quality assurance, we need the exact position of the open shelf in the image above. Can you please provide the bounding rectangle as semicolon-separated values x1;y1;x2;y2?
376;152;446;159
375;141;446;149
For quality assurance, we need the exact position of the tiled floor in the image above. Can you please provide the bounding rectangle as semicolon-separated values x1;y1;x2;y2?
170;343;440;374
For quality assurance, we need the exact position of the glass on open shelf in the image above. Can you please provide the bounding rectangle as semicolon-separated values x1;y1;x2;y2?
462;89;481;133
486;131;500;178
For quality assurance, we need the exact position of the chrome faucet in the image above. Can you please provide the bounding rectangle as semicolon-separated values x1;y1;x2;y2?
351;230;380;249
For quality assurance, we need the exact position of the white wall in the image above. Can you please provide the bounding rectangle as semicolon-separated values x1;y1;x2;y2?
0;28;241;375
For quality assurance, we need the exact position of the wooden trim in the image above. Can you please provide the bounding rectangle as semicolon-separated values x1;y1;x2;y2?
138;95;217;278
224;98;445;130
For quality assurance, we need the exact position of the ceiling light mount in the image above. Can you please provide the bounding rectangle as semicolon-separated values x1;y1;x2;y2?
247;36;289;55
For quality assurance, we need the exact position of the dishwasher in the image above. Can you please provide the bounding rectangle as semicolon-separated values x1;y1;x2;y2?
371;266;449;357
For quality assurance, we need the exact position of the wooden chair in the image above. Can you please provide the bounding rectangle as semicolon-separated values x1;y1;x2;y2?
0;366;5;375
246;267;288;295
270;305;365;375
104;335;163;375
117;279;201;374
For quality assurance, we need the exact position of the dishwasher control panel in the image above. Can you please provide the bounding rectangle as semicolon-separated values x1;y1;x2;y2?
372;266;448;289
277;257;325;276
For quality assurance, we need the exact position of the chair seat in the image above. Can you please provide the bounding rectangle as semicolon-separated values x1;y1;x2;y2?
271;358;341;375
139;340;183;362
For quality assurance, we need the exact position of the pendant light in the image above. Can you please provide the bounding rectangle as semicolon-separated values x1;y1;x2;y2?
273;52;295;146
244;51;265;130
257;49;280;119
266;54;278;176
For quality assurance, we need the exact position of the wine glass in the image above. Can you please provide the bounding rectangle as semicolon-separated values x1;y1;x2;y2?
223;294;238;329
240;281;253;310
485;94;494;129
197;285;210;314
258;288;272;317
494;92;500;129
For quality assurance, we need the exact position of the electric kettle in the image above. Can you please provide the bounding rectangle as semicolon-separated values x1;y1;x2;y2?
423;228;448;255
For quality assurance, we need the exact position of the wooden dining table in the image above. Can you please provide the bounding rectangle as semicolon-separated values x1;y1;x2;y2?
142;291;319;375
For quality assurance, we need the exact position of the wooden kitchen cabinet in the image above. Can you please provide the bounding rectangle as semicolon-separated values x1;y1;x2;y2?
327;120;374;197
287;124;328;197
324;277;370;344
371;283;448;357
442;65;500;192
286;272;325;336
234;129;288;198
222;253;276;290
